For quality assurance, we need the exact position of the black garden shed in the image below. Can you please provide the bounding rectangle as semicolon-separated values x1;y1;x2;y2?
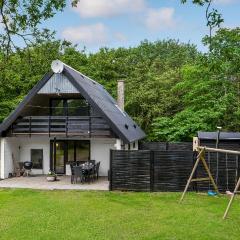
198;131;240;151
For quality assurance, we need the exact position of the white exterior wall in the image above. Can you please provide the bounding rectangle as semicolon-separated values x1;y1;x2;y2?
0;138;3;178
0;138;19;179
115;139;139;150
18;137;50;175
131;140;139;150
0;136;50;178
0;136;116;178
91;139;116;176
114;139;122;150
0;138;1;177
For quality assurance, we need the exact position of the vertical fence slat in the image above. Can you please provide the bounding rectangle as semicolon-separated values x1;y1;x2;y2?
150;151;154;192
109;149;113;191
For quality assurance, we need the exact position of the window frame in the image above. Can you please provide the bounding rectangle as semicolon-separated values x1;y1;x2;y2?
50;98;90;116
31;149;43;169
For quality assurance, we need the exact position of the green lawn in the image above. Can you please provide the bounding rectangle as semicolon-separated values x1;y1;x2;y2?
0;189;239;240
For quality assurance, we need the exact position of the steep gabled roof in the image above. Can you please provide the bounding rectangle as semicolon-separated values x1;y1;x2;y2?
0;61;146;143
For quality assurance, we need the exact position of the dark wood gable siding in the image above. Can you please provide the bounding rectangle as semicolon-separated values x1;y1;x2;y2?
38;73;79;94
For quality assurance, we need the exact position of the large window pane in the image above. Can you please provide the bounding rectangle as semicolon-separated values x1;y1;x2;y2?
67;99;89;116
55;142;65;174
50;99;89;116
51;99;65;116
31;149;43;169
68;141;75;162
76;141;90;162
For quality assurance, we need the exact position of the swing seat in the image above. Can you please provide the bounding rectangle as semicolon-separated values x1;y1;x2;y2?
208;190;217;196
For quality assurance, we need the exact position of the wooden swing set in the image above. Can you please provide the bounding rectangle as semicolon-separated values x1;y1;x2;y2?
179;138;240;219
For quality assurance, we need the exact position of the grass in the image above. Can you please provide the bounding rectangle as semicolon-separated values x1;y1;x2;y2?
0;189;240;240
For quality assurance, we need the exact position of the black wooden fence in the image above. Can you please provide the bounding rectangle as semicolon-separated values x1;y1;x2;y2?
110;147;240;192
139;142;193;151
110;150;194;192
110;150;151;191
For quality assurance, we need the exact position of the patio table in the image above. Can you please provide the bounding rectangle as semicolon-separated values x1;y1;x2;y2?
71;163;95;183
80;163;94;182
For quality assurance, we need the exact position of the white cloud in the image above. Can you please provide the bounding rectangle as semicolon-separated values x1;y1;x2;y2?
114;32;127;42
145;8;176;31
73;0;146;18
62;23;109;45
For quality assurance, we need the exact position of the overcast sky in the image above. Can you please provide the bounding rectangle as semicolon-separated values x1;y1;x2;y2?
44;0;240;52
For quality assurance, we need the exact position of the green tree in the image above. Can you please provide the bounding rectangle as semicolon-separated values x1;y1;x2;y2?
0;0;66;57
151;28;240;141
181;0;224;51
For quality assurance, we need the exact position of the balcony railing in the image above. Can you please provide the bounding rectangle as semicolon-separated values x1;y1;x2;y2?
11;116;113;137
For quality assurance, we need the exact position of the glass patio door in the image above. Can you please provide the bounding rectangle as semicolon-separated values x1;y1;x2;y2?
50;140;90;174
52;141;66;174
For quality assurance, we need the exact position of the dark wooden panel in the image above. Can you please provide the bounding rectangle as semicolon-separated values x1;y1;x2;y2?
139;142;193;151
153;151;193;192
111;150;151;191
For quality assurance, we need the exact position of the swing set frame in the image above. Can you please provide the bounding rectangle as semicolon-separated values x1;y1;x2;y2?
179;145;240;219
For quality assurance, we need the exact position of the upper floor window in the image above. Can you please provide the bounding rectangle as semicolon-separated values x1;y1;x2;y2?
50;98;89;116
67;99;89;116
51;99;65;116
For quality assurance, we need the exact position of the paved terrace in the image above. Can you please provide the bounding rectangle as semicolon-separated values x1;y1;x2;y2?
0;176;109;190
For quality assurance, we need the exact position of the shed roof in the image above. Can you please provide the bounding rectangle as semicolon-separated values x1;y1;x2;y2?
198;131;240;140
0;60;146;143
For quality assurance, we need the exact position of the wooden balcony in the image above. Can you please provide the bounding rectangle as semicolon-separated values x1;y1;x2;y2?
10;116;114;137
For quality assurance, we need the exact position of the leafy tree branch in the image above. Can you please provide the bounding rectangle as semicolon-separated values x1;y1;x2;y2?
181;0;224;51
0;0;66;57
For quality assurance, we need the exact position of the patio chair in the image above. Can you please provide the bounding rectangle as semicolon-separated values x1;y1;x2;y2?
76;161;81;166
88;165;96;182
72;166;84;184
89;160;96;165
95;162;100;180
16;162;24;177
70;162;77;183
